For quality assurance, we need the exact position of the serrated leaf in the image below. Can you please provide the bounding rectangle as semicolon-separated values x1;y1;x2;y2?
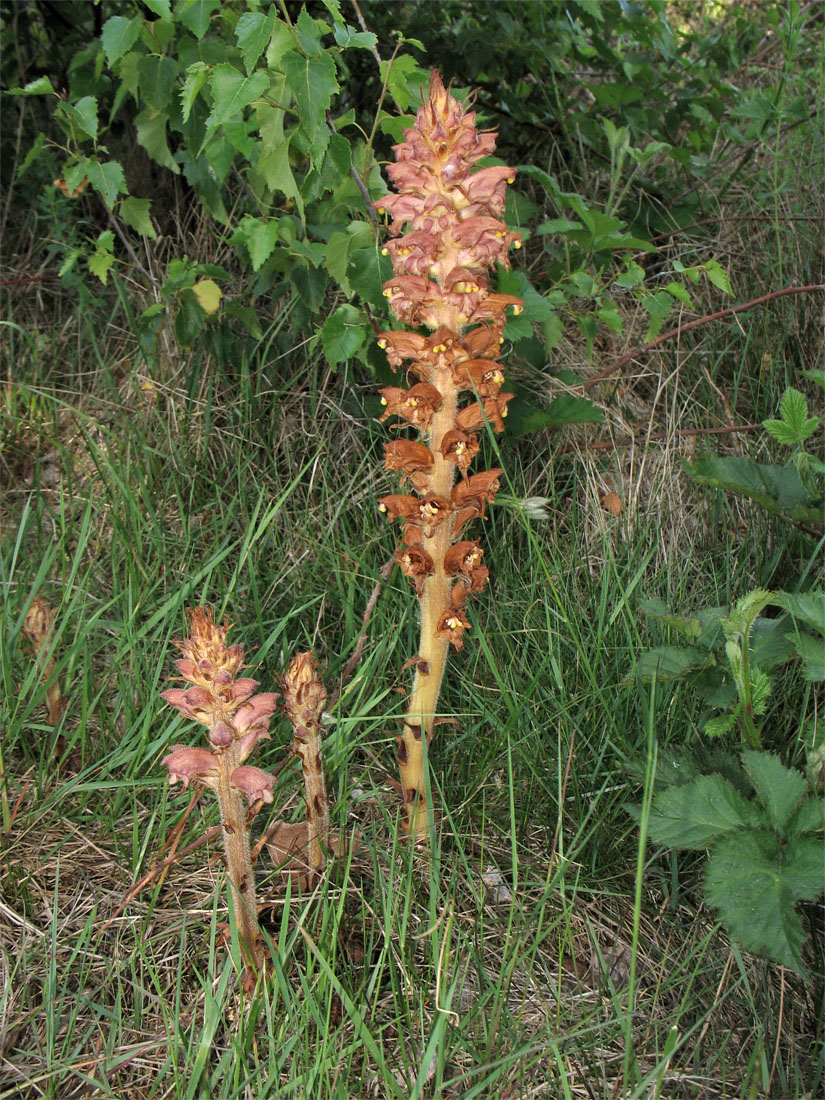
236;10;276;74
704;713;737;738
765;387;820;444
648;774;765;849
175;289;206;346
138;55;178;111
802;369;825;391
704;258;733;295
119;196;157;239
88;247;116;285
789;632;825;680
240;217;280;272
686;454;821;524
787;796;825;837
295;9;327;57
207;65;269;128
743;750;808;834
101;16;141;66
191;278;222;315
180;62;209;123
281;50;339;145
321;305;367;367
333;24;378;50
666;281;693;306
84;159;127;209
637;645;712;680
176;0;220;39
641;289;673;340
143;0;171;19
135;109;179;173
705;831;817;973
639;599;703;642
508;395;604;438
11;75;56;96
56;96;99;142
347;246;392;308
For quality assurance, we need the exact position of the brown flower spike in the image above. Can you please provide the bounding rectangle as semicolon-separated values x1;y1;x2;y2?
161;608;278;990
375;72;523;835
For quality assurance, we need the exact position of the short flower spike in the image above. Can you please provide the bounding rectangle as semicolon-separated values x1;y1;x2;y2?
375;71;523;836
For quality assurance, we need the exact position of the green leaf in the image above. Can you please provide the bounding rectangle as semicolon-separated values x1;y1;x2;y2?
208;65;269;129
743;750;808;834
686;453;823;525
236;10;276;74
143;0;171;19
138;55;179;111
639;599;703;642
763;387;819;445
705;831;819;973
56;96;99;142
381;53;426;112
135;109;179;173
802;369;825;391
119;196;157;239
295;9;327;57
347;246;392;308
647;774;764;849
787;796;825;837
321;305;367;367
508;395;604;438
641;289;673;340
191;278;222;315
84;159;127;209
176;0;220;39
239;216;280;273
666;281;693;307
704;258;733;295
637;645;713;680
333;24;378;50
11;75;56;96
101;16;141;66
175;289;206;347
789;633;825;680
281;50;339;145
292;265;328;312
180;62;210;123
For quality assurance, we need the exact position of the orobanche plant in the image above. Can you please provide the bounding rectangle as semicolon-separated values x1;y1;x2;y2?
373;71;523;836
160;608;278;992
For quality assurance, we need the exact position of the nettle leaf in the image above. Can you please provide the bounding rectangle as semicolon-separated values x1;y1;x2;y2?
236;10;276;74
101;16;142;66
647;774;764;848
176;0;220;40
208;65;269;129
281;50;339;146
321;305;367;368
744;750;808;834
119;196;157;239
705;831;821;973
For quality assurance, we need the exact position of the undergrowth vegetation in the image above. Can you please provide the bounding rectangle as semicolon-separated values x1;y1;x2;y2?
1;1;823;1098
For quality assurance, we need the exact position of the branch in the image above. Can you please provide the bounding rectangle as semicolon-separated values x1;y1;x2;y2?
583;284;825;392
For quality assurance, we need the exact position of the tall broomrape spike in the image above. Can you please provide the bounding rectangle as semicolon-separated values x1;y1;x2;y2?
375;71;523;836
282;652;330;884
160;608;278;992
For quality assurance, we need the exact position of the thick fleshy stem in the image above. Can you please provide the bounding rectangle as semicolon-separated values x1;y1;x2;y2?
282;652;330;884
374;72;523;836
160;608;278;992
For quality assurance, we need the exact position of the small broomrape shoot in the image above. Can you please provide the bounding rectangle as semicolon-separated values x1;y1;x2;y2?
375;72;523;835
160;608;278;991
23;595;65;725
282;651;330;884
